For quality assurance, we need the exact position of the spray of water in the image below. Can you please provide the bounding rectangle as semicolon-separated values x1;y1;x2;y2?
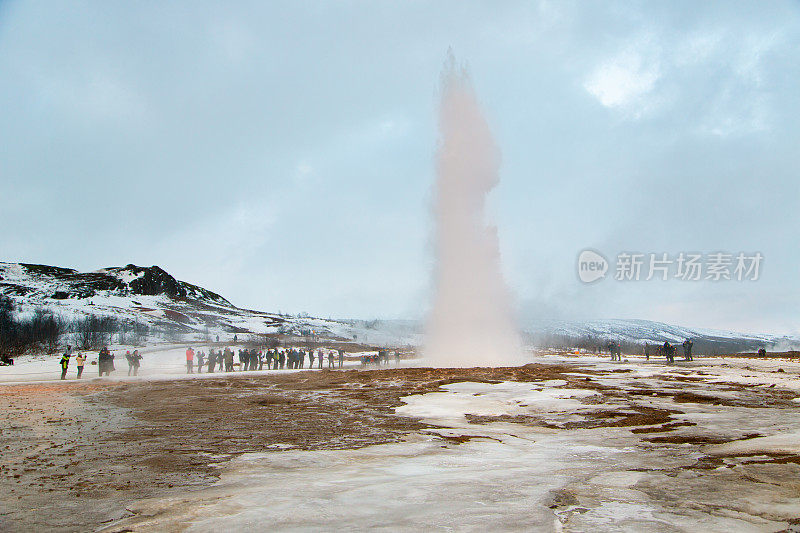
424;52;522;367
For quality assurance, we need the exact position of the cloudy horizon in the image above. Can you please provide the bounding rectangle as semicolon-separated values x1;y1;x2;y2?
1;1;798;335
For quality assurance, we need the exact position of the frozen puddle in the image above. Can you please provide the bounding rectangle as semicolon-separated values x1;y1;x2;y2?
110;380;800;532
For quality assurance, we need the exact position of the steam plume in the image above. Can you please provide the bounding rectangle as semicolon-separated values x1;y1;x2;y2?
424;52;522;367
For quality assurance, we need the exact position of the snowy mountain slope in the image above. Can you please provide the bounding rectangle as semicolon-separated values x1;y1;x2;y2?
0;262;419;346
1;263;231;304
524;318;797;352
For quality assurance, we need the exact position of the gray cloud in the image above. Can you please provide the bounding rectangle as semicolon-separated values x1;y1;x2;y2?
0;1;797;333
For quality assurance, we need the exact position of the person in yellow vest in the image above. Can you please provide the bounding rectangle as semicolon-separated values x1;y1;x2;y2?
59;346;72;380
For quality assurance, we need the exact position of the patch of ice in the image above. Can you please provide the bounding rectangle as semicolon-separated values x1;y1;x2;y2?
395;381;598;424
709;431;800;456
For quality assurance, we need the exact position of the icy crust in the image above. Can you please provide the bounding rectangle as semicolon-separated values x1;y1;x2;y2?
395;381;599;422
102;359;800;532
709;431;800;456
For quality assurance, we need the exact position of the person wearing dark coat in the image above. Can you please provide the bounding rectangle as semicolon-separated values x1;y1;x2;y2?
682;340;693;361
98;346;114;376
131;350;142;375
226;348;234;372
208;350;217;373
663;341;674;364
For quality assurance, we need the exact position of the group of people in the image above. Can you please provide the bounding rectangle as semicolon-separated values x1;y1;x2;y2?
640;339;693;363
59;346;85;379
184;346;348;374
360;349;400;366
57;346;141;379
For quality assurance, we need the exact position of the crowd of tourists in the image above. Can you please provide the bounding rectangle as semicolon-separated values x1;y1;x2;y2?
52;337;774;380
183;346;352;373
55;344;372;379
58;345;142;379
641;339;694;363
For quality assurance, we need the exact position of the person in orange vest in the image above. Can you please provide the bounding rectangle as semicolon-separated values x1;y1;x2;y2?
185;347;195;374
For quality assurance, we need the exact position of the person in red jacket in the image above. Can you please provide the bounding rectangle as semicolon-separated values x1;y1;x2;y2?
185;347;195;374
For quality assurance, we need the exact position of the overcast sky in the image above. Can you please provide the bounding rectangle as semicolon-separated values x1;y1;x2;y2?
1;1;798;334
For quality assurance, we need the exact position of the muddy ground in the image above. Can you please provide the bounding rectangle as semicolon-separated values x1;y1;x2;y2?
1;363;799;531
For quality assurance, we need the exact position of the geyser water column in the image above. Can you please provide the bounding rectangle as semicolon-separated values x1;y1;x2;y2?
424;54;522;367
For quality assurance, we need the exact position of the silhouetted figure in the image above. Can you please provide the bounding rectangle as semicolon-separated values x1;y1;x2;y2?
224;348;234;372
682;340;693;361
208;350;217;373
98;346;114;376
126;351;134;376
131;350;142;375
663;341;674;364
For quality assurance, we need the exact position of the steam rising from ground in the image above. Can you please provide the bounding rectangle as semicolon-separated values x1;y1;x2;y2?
425;54;522;367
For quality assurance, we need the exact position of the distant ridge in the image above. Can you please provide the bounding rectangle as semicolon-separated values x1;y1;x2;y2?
1;261;795;352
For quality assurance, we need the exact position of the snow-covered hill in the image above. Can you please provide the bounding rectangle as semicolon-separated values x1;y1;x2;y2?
525;318;798;353
0;262;418;346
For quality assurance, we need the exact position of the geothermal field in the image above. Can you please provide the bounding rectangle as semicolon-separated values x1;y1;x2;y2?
2;350;800;531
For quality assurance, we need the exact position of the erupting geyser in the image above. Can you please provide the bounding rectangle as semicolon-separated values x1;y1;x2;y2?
424;53;522;367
